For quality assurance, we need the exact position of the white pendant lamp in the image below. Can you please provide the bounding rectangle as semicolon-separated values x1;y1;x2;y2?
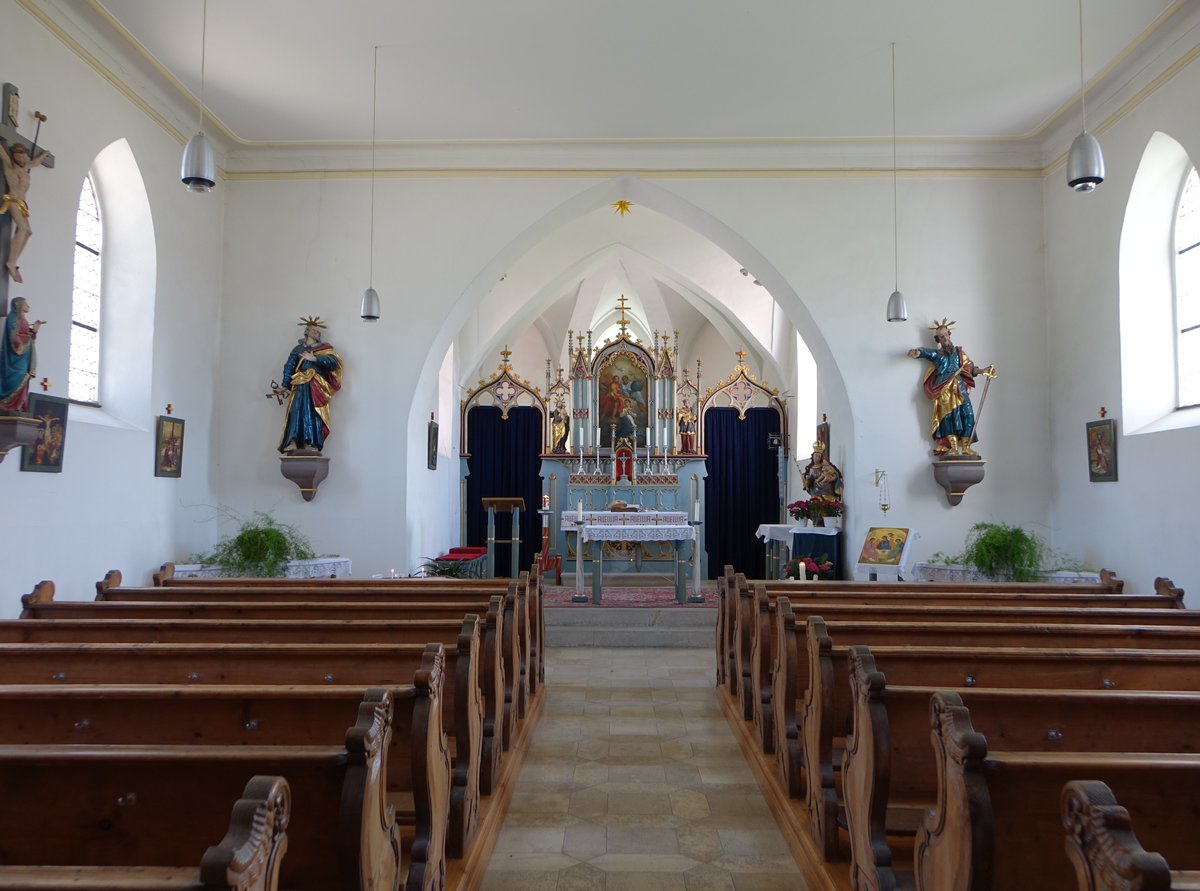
360;45;382;321
886;42;907;322
1066;0;1104;192
180;0;215;192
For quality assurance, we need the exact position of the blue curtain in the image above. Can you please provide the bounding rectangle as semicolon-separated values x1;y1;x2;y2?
465;405;543;577
703;406;781;578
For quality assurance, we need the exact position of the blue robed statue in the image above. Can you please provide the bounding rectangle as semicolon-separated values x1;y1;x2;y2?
272;316;343;453
907;317;996;457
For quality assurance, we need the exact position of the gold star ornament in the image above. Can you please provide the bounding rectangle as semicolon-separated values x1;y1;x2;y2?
611;200;633;216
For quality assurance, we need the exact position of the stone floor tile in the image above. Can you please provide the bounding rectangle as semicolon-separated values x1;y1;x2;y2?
716;829;791;857
606;789;674;815
485;852;579;872
608;763;667;784
573;761;610;786
669;789;711;820
731;874;810;890
606;826;680;855
702;792;773;819
663;762;704;787
510;790;572;814
589;854;700;873
563;822;608;859
556;862;608;891
606;872;687;891
568;787;610;818
697;765;757;786
479;868;562;890
494;826;569;854
683;864;737;891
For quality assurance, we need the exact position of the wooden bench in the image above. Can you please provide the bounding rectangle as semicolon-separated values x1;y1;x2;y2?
841;646;1200;890
20;586;511;798
0;612;484;857
97;569;540;721
152;563;547;695
742;582;1196;757
0;774;289;890
795;614;1200;861
915;692;1200;891
0;639;472;869
1061;780;1200;891
723;571;1179;722
0;689;402;891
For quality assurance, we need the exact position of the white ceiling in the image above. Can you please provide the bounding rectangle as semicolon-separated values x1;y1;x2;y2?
92;0;1181;146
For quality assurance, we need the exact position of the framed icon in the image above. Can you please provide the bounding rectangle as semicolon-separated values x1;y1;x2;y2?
1085;418;1117;482
427;418;439;470
155;415;185;478
20;393;69;473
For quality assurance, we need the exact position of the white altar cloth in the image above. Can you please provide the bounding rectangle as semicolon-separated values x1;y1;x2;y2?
755;523;803;544
581;523;696;543
171;557;353;579
563;510;689;526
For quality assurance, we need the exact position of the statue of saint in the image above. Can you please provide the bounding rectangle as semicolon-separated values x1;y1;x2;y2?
907;317;996;456
0;296;43;413
550;403;570;453
677;402;697;454
801;441;843;498
0;140;49;283
272;316;343;454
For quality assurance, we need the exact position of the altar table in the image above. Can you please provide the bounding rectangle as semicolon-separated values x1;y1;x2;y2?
580;523;698;604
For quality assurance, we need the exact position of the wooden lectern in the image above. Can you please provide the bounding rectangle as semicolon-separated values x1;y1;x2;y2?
481;497;525;579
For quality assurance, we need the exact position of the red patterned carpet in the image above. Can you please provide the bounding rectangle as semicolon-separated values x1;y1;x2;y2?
543;585;716;607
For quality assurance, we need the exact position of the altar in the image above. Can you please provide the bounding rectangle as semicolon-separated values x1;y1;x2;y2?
577;522;699;604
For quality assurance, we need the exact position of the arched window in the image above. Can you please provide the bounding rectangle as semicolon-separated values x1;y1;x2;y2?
68;174;102;404
1176;167;1200;408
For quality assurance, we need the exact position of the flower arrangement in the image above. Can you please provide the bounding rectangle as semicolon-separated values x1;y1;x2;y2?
787;496;844;523
786;499;810;522
783;555;834;580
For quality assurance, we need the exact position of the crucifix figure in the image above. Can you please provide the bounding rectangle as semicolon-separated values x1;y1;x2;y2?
0;84;54;294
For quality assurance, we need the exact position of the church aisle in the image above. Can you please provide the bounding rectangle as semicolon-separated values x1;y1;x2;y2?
480;647;806;890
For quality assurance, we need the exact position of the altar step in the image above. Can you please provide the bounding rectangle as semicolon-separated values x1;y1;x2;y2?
545;607;716;648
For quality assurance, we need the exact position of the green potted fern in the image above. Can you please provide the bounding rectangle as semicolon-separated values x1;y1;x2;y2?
196;511;316;578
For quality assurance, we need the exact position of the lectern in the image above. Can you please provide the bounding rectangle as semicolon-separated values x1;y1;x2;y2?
481;497;525;579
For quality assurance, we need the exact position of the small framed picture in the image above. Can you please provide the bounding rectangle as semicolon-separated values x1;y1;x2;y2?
816;420;830;454
20;393;69;473
1085;418;1117;482
155;415;185;478
427;418;439;471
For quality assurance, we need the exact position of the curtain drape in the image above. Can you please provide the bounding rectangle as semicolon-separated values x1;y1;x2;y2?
465;405;543;577
703;406;781;579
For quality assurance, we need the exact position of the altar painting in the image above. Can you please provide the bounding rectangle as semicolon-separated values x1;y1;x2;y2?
597;352;649;448
858;527;910;565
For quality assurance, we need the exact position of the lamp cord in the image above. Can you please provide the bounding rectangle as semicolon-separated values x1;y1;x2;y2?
891;41;899;293
1078;0;1087;130
197;0;207;134
369;45;378;287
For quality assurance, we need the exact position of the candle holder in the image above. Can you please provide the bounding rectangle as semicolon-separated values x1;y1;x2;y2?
572;518;589;603
687;518;706;603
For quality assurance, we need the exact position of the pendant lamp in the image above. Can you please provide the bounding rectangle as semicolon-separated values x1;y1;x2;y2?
1066;0;1104;191
360;45;381;321
886;42;908;322
180;0;215;192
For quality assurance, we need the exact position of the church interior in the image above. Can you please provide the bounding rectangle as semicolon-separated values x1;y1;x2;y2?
2;1;1200;888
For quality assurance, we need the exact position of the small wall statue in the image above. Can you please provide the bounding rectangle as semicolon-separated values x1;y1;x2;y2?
801;440;843;498
550;400;570;453
0;295;43;412
271;316;343;454
677;401;697;454
907;317;996;457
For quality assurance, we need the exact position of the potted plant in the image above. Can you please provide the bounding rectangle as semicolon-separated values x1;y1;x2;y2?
787;499;812;525
810;495;845;529
195;511;316;578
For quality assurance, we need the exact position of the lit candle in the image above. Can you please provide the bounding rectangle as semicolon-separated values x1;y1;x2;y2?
577;499;583;519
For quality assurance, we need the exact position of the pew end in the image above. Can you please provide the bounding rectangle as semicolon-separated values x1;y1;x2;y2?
1154;576;1185;607
19;580;55;614
154;562;177;586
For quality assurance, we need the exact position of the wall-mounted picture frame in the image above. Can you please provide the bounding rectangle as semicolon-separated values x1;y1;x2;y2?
155;415;185;478
20;393;69;473
427;418;439;471
1086;418;1117;482
816;420;830;454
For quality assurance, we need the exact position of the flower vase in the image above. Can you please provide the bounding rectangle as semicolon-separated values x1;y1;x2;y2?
813;517;826;528
824;516;843;530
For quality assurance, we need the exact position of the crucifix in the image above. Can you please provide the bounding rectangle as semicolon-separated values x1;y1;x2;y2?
0;83;54;302
615;295;630;336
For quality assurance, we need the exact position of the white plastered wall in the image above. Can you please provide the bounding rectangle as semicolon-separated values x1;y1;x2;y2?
1045;55;1200;600
0;2;223;613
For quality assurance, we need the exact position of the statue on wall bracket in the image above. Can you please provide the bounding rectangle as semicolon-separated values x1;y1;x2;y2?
907;317;997;505
268;316;342;501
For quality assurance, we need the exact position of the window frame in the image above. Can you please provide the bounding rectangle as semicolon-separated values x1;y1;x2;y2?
68;172;103;406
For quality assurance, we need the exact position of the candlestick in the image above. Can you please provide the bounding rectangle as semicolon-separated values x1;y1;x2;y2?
577;499;583;518
692;502;701;522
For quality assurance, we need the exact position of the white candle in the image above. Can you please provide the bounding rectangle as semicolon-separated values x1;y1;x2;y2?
631;458;637;484
693;503;700;522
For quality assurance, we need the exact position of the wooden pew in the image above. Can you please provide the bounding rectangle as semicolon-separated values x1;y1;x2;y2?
97;569;539;722
152;562;548;695
0;609;481;862
796;615;1200;861
841;646;1200;890
915;692;1200;891
742;582;1196;758
20;586;510;798
0;689;403;891
1061;780;1200;891
0;774;289;890
725;571;1178;720
0;639;473;869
